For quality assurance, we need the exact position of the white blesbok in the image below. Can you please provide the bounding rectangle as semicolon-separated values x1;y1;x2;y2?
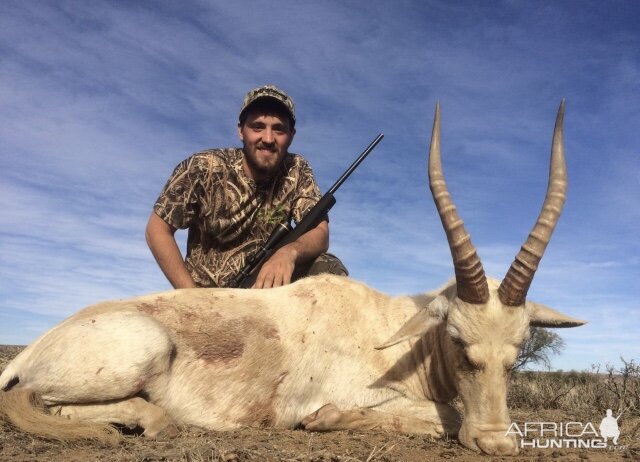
0;102;584;456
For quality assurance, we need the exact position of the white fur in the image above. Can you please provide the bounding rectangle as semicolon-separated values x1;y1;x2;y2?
0;274;583;456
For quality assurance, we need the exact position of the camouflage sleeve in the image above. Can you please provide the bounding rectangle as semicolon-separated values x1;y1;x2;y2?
153;155;203;229
291;156;324;224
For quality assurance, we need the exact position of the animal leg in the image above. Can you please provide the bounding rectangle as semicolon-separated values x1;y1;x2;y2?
301;403;446;437
51;397;178;438
15;311;174;404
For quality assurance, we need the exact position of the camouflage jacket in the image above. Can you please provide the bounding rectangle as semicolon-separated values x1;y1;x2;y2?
154;148;322;287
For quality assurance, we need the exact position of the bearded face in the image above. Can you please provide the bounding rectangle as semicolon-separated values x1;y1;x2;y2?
238;109;295;184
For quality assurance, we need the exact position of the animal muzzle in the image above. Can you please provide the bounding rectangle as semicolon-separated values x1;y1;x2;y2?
459;422;519;456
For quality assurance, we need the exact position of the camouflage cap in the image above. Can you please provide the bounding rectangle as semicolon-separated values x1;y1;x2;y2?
239;84;296;124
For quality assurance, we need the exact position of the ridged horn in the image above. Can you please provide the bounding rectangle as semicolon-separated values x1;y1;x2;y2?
498;100;567;306
429;103;489;304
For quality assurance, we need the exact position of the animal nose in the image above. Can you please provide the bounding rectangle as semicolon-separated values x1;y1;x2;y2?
476;433;519;456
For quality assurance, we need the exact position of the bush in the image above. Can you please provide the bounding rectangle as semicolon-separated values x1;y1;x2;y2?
508;357;640;417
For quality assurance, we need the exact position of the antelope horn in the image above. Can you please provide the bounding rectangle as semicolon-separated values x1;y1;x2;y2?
428;103;489;304
498;100;567;306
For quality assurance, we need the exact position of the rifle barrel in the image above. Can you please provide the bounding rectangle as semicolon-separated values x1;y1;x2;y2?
327;133;384;195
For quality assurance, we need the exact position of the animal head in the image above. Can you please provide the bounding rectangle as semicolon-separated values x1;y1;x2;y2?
377;101;585;456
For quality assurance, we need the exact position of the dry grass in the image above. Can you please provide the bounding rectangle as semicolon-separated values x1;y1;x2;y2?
508;360;640;418
507;361;640;459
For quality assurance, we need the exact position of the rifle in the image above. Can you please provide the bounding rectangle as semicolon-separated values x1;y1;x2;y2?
228;133;384;288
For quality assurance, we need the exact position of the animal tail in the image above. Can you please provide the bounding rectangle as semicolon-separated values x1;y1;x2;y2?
0;389;120;444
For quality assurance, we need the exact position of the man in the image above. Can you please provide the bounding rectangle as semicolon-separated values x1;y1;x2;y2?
599;409;621;445
146;84;347;289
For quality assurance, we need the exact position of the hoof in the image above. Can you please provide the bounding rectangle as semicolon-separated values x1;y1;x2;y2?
155;423;179;439
301;403;342;431
144;422;179;439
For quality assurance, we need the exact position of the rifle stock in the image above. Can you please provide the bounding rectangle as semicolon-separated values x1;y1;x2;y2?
228;133;383;288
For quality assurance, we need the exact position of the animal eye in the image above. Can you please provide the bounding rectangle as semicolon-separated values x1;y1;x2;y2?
505;358;519;373
455;347;477;369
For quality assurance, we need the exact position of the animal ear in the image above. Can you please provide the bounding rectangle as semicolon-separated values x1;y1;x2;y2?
526;301;587;328
375;296;448;350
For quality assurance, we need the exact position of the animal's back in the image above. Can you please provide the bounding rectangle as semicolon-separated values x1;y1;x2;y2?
1;275;416;431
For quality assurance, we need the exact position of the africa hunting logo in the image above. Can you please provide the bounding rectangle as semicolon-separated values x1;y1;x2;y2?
507;409;626;450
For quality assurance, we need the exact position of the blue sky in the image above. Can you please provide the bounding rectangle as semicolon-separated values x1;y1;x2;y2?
1;0;638;371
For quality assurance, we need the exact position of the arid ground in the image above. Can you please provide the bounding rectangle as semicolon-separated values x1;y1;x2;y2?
1;345;638;461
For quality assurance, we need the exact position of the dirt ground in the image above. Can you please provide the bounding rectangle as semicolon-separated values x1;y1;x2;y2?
1;345;637;462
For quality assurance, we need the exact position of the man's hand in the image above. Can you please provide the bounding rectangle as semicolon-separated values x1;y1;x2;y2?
251;219;329;289
252;245;298;288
